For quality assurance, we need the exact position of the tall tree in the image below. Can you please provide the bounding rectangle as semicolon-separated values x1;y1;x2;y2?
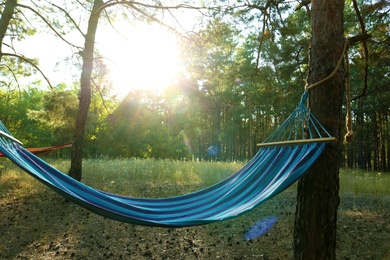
294;0;345;259
68;0;103;181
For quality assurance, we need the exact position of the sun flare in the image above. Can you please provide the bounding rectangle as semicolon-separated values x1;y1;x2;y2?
97;24;181;96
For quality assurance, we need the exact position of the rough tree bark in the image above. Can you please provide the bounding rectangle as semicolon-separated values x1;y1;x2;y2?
68;0;103;181
0;0;17;61
294;0;345;259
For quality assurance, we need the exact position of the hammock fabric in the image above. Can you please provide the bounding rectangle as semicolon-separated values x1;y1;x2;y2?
0;91;334;227
0;142;72;157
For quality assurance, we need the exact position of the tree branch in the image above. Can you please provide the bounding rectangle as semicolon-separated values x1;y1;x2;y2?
351;0;370;101
348;33;372;45
91;77;111;115
2;52;53;89
252;0;271;77
44;1;86;38
16;3;82;50
97;1;219;14
0;63;20;87
116;2;199;43
352;81;390;101
295;0;311;11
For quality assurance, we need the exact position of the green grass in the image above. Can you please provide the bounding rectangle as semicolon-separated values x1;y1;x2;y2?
81;158;244;197
1;157;389;197
0;157;244;198
339;168;390;196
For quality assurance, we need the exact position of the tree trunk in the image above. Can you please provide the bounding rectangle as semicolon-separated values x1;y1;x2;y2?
373;112;379;171
248;99;255;159
68;0;103;181
0;0;17;61
357;99;365;169
294;0;345;259
347;144;354;169
385;111;389;172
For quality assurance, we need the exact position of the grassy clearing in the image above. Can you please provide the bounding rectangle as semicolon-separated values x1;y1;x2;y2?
339;168;390;196
2;157;388;197
1;158;389;259
77;158;244;198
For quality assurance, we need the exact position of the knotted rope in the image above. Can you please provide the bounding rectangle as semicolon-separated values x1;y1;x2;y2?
343;43;354;144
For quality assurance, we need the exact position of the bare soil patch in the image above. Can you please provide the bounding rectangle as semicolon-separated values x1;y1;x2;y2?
1;183;389;259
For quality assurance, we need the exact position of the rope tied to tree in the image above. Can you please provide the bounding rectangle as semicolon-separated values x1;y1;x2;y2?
304;39;349;91
304;39;353;144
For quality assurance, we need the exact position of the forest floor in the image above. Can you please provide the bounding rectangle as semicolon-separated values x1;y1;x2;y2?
1;181;389;260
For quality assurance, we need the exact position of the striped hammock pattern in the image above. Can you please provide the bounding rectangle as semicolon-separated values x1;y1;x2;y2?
0;91;333;227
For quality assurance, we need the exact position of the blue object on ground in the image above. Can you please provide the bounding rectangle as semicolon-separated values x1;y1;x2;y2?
244;216;278;241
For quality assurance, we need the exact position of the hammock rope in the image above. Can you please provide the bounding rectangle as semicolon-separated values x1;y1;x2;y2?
257;91;336;147
303;38;353;144
0;92;334;227
305;39;349;91
0;141;72;157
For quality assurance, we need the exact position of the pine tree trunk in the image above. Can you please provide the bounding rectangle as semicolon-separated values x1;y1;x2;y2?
68;0;103;181
385;111;389;171
357;99;365;169
294;0;345;259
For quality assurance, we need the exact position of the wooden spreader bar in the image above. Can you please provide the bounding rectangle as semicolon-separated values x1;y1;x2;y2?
257;137;337;147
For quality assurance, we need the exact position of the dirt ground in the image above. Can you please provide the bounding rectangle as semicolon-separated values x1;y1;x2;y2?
1;184;389;259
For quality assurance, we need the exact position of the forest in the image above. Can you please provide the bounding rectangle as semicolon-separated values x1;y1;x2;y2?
0;0;389;171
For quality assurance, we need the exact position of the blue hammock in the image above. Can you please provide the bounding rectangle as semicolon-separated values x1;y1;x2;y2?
0;91;334;227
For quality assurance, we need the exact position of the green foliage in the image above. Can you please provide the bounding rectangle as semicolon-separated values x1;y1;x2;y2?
342;0;390;171
96;89;186;159
0;3;37;41
0;86;45;145
27;85;78;146
0;84;78;150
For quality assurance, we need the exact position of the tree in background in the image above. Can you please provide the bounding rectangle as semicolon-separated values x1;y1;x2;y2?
27;84;78;146
344;0;389;171
68;0;103;181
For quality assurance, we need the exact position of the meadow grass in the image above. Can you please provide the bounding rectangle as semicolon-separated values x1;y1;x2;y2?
339;168;390;196
81;158;244;197
1;157;389;198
